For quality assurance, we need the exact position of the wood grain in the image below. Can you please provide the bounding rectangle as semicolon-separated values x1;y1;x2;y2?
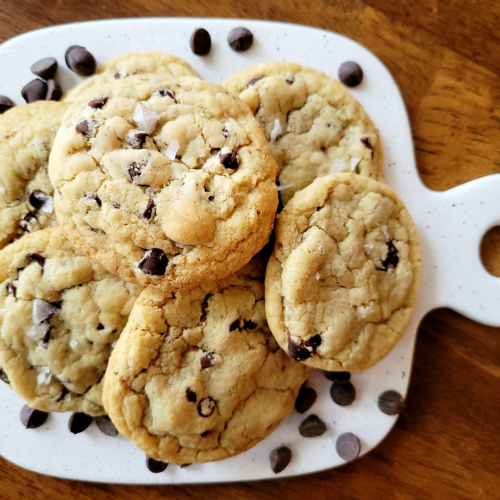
1;1;499;498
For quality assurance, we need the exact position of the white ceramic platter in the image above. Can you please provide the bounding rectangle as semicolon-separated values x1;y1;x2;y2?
1;18;499;484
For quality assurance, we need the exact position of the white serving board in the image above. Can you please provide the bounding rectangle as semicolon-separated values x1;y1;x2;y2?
0;18;499;484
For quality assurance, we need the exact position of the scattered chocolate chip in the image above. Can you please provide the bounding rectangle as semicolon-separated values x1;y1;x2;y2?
88;96;108;109
21;79;47;103
200;430;210;437
285;77;294;85
190;28;211;56
20;213;37;232
219;151;239;169
75;119;97;138
380;241;399;272
128;161;144;181
127;131;151;149
338;61;363;87
179;463;191;468
6;282;17;297
138;249;169;276
324;371;351;384
295;385;317;413
146;456;168;473
200;352;215;369
0;95;16;113
208;195;214;201
68;412;93;434
158;87;177;102
28;253;45;269
336;432;361;461
65;45;96;76
29;190;51;210
228;27;254;52
97;323;105;330
30;57;58;80
243;320;257;330
299;414;326;437
197;396;216;417
45;79;62;101
0;367;9;384
378;390;404;415
269;445;292;474
221;126;229;138
330;381;356;406
41;328;51;349
142;200;155;219
57;386;69;401
229;319;239;331
20;405;48;429
84;193;101;206
361;137;374;155
95;415;119;436
246;75;264;88
186;387;197;403
288;334;322;361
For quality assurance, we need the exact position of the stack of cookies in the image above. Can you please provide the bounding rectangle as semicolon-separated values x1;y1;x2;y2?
0;50;421;468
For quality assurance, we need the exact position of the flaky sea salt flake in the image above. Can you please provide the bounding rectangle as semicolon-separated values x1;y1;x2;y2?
165;139;180;160
270;119;283;142
133;103;159;134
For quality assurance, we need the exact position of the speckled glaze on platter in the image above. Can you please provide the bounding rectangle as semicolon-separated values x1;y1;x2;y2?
0;18;499;485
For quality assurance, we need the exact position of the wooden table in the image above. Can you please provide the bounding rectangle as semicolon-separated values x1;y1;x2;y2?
1;1;499;498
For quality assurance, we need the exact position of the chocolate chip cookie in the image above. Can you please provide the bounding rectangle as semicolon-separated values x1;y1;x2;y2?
0;227;142;415
102;257;309;463
222;62;383;205
49;74;278;291
0;101;67;249
265;173;421;372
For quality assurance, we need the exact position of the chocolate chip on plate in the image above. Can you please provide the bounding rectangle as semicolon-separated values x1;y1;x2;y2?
0;95;15;114
45;79;63;101
228;27;253;52
330;381;356;406
0;367;10;384
295;384;317;413
336;432;361;461
30;57;58;80
324;370;351;384
21;79;47;103
338;61;363;88
269;445;292;474
65;45;96;76
138;249;169;276
146;456;168;473
95;415;119;436
378;390;404;416
190;28;212;56
68;412;93;434
20;405;48;429
299;414;326;437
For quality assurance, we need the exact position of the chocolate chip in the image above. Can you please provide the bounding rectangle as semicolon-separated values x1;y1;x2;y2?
75;119;97;137
45;79;62;101
338;61;363;87
330;381;356;406
243;320;257;330
158;87;177;102
219;151;239;169
127;131;151;149
186;387;197;403
197;396;216;417
246;75;264;88
146;456;168;473
128;161;144;180
200;430;210;438
285;77;294;85
229;319;239;331
68;412;93;434
20;405;48;429
57;386;69;401
138;249;169;276
142;200;155;219
88;96;108;109
378;390;404;415
190;28;211;56
28;253;45;269
299;414;326;437
97;323;105;330
41;328;51;349
221;126;229;138
21;79;47;103
65;45;96;76
287;334;322;361
0;367;10;384
30;57;58;80
0;95;15;113
29;190;50;210
269;445;291;474
179;463;191;468
20;213;37;231
228;27;254;52
336;432;361;461
84;193;101;206
200;352;215;369
6;282;17;297
361;137;374;155
380;241;399;272
324;371;351;384
208;195;214;201
295;385;317;413
95;415;118;436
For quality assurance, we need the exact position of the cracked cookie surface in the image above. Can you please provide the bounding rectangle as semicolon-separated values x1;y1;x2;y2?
102;257;309;463
0;227;142;415
222;62;383;205
49;74;278;291
0;101;67;249
265;173;422;372
62;51;199;102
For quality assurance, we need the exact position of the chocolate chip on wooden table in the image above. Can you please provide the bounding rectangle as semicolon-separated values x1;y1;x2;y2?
65;45;96;76
378;390;404;415
190;28;212;56
138;249;169;276
330;381;356;406
324;370;351;384
21;79;47;103
88;96;108;109
228;27;254;52
295;384;317;413
146;456;168;473
288;334;321;361
0;367;10;384
30;57;58;80
95;415;119;436
45;79;62;101
20;405;48;429
0;95;15;113
269;445;292;474
338;61;364;87
336;432;361;461
68;412;93;434
299;414;326;437
219;151;239;169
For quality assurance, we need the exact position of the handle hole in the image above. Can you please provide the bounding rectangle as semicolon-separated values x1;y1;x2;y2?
480;226;500;277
